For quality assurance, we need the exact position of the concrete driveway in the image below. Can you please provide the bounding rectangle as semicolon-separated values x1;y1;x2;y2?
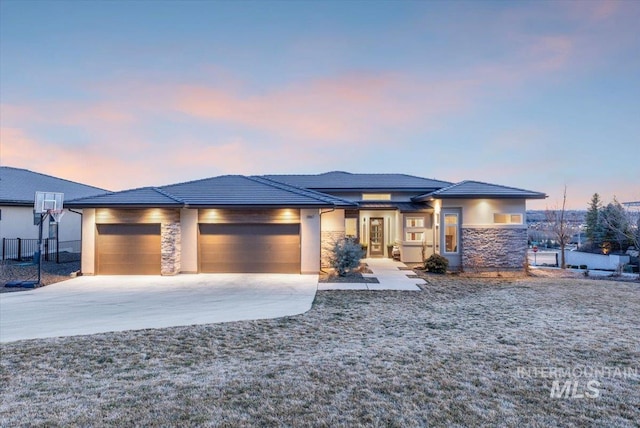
0;274;318;342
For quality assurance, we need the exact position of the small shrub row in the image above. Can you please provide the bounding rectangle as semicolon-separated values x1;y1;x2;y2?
567;264;588;270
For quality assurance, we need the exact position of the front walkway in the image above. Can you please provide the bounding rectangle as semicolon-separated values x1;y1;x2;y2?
318;258;423;291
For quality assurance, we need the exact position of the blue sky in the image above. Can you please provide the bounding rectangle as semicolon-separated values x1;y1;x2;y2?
1;0;638;209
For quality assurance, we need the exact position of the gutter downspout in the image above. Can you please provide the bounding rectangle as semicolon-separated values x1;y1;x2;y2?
67;209;83;273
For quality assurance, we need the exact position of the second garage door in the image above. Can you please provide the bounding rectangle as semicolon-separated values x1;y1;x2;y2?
199;223;300;273
96;224;161;275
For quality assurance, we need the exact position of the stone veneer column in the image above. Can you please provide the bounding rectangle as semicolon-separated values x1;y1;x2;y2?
461;228;527;270
320;231;346;268
161;221;181;275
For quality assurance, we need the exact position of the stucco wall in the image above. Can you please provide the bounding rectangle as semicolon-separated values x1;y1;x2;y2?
321;209;345;267
441;199;526;228
81;208;96;274
300;209;321;273
180;209;198;273
0;206;83;243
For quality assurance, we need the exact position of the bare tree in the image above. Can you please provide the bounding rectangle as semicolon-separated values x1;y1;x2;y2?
545;186;572;269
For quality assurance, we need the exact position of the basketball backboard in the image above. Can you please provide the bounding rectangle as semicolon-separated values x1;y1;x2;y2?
34;191;64;214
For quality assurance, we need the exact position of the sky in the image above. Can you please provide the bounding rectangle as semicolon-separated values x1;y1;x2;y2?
1;0;638;210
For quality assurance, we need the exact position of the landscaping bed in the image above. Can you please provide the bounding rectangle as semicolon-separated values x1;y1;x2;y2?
0;259;80;292
1;276;638;426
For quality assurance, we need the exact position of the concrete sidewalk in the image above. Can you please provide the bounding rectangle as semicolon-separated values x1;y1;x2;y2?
318;258;423;291
0;274;318;342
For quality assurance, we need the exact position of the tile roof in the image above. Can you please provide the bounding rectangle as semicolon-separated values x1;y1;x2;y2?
0;166;107;206
264;171;452;191
67;175;356;208
412;180;547;201
66;187;184;207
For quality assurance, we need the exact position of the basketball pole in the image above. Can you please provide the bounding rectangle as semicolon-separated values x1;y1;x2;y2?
37;211;48;286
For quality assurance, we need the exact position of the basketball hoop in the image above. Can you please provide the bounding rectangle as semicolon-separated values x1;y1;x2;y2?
49;209;65;223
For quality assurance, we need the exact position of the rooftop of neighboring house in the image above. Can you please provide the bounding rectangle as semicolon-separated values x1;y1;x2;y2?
0;166;108;206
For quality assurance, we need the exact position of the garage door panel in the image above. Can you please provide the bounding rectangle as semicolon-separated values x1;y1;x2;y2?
96;224;161;275
201;261;300;274
199;223;300;273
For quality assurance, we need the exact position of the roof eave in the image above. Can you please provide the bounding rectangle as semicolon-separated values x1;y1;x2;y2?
64;203;184;209
428;194;548;200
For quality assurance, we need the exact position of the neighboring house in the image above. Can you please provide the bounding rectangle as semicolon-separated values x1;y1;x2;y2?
0;166;107;258
66;172;546;275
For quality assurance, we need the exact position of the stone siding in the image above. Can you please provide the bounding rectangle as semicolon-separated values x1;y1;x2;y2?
462;227;527;271
161;221;181;275
321;231;345;268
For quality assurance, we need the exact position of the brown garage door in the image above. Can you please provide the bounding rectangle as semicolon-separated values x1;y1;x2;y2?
96;224;161;275
199;223;300;273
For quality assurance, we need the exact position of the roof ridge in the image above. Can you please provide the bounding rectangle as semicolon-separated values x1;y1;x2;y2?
152;186;184;204
251;176;355;206
448;180;545;194
160;174;245;189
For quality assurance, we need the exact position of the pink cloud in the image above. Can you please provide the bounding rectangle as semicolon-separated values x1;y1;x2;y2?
173;73;474;143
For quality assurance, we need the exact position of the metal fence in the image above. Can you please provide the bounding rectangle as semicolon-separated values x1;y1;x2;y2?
2;238;81;263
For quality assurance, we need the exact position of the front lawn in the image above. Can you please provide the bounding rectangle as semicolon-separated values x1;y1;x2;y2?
1;276;638;426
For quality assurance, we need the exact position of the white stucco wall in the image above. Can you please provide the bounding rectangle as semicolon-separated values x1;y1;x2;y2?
0;206;83;242
81;208;96;275
300;209;321;273
440;199;527;228
321;209;345;231
180;208;198;273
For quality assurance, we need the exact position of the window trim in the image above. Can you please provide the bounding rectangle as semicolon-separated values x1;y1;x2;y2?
405;217;425;228
405;231;424;242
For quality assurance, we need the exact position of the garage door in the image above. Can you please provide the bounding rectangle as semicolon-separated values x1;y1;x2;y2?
199;223;300;273
96;224;161;275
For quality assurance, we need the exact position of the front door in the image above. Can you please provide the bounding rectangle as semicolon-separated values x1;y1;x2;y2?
369;217;384;257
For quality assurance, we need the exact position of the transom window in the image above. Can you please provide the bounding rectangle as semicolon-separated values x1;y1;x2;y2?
493;213;523;224
405;217;425;228
362;193;391;201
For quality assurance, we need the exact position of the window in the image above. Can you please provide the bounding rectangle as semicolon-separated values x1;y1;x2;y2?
405;232;424;242
493;213;523;224
444;213;458;253
405;217;425;228
362;193;391;201
345;218;358;238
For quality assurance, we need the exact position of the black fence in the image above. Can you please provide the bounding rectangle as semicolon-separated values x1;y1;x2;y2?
2;238;81;263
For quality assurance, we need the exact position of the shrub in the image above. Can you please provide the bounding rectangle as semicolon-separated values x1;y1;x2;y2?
329;237;365;276
424;254;449;274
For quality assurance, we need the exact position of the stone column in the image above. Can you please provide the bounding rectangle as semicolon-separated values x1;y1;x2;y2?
161;221;181;275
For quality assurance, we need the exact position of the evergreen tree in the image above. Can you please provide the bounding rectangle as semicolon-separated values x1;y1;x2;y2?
601;197;630;252
585;193;603;248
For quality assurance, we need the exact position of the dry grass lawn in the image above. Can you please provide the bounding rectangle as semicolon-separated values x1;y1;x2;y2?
1;276;639;426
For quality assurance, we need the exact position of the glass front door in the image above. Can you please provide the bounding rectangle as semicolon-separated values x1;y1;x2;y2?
369;217;384;257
